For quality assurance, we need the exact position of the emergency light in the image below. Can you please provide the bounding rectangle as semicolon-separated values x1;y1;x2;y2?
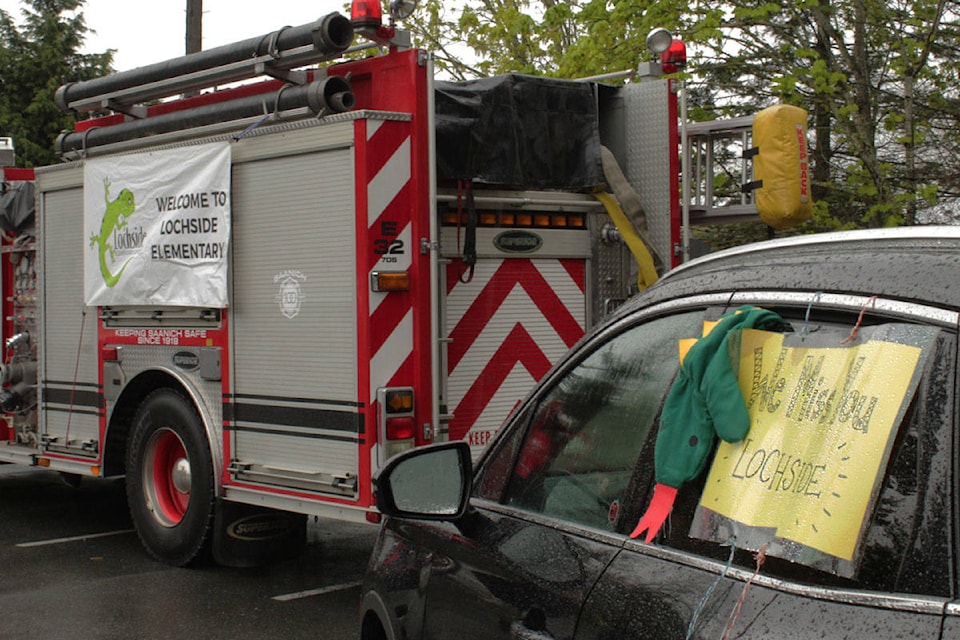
351;0;383;29
661;39;687;74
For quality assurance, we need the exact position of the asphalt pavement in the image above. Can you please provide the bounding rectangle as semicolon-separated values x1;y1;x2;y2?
0;463;379;640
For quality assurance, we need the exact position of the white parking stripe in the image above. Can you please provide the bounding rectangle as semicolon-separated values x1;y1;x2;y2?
16;529;136;548
272;580;362;602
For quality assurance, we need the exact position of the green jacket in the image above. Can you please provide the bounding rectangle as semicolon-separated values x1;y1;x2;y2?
655;306;789;488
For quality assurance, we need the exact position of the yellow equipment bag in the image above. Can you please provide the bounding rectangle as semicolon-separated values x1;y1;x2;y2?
751;104;812;230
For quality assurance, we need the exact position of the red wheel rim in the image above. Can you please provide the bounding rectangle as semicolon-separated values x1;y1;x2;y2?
142;428;191;527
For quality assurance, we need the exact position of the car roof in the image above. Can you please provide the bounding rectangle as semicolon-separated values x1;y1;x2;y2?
632;226;960;312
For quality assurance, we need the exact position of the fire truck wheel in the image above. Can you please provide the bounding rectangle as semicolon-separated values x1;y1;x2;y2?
126;388;215;566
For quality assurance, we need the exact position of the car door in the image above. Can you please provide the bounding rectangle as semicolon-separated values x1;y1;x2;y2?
575;299;956;639
408;308;709;640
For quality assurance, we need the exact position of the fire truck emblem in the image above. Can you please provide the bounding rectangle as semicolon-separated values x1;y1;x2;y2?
274;270;306;319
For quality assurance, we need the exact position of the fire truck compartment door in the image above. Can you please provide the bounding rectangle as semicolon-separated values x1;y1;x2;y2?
228;124;360;497
38;172;101;454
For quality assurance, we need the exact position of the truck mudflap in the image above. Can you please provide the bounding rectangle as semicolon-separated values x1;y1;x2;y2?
211;499;307;568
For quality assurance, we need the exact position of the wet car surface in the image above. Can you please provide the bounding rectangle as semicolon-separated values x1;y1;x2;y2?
360;228;960;639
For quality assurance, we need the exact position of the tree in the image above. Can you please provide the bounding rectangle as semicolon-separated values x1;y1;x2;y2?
405;0;960;238
686;0;960;232
0;0;112;168
405;0;721;80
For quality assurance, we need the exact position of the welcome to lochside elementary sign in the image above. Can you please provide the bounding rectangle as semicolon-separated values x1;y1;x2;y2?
83;142;231;308
691;325;933;574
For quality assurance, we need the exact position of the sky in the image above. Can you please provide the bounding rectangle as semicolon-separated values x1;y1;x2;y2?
0;0;353;71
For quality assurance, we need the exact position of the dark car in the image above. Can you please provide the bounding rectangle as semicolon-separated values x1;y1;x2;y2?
360;228;960;640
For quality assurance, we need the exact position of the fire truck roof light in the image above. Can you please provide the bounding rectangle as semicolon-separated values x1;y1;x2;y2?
388;0;417;20
646;28;673;56
661;39;687;71
351;0;383;29
371;271;410;292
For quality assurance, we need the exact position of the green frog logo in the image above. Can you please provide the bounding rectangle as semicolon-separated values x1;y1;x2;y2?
90;178;136;287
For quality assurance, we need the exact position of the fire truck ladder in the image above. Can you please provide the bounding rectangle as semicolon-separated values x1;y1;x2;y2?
680;115;761;260
683;115;760;224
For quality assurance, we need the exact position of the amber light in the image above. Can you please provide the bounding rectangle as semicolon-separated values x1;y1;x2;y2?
438;210;588;229
371;271;409;292
442;211;464;226
384;388;414;413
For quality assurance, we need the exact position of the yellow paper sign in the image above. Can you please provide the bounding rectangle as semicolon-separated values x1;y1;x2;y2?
699;329;922;561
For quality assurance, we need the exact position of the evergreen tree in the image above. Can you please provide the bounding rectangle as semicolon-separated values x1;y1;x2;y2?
0;0;112;167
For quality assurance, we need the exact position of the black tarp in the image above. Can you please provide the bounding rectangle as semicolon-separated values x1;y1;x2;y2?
0;181;34;234
434;74;604;190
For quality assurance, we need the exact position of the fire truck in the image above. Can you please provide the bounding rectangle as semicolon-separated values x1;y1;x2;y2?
0;6;808;566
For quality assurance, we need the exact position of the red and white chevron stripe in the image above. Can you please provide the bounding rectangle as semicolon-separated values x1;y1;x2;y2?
366;118;414;404
445;258;586;451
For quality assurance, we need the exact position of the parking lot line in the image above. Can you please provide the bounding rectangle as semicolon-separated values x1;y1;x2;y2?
271;580;362;602
16;529;136;548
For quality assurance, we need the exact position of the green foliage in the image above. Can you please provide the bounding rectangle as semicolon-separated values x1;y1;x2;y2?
407;0;960;238
0;0;112;167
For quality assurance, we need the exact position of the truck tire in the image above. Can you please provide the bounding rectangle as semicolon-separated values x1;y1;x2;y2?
126;388;215;566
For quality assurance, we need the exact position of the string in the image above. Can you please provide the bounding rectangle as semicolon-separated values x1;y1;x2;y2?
800;291;822;340
840;295;878;345
720;543;767;640
65;307;88;445
686;543;736;640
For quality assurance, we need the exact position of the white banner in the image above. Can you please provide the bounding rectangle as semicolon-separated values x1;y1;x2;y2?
84;142;231;307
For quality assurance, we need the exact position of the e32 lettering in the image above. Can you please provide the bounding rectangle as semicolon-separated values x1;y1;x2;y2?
374;220;405;262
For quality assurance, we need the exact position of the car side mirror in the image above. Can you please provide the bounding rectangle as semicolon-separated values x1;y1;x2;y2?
374;441;473;520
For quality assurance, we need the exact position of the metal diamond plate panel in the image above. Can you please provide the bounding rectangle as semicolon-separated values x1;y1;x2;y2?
621;81;675;268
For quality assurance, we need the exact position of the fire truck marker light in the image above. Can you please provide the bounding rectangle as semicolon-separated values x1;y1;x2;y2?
385;389;413;413
386;416;415;440
371;271;409;292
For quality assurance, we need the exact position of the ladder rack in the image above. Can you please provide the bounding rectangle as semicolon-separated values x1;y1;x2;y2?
683;115;760;224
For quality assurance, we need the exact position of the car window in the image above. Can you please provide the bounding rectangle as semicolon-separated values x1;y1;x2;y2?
661;320;955;598
476;310;705;531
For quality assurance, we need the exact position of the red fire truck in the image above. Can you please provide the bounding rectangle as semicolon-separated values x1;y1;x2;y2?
0;7;807;566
